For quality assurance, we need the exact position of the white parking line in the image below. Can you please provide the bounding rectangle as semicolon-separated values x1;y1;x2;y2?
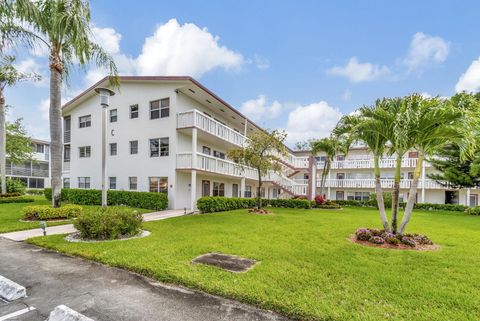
0;306;36;321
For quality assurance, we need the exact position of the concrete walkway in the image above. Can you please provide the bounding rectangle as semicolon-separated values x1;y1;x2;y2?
0;239;290;321
0;209;187;242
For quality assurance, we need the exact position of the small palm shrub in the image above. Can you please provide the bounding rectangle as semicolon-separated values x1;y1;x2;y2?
74;207;143;240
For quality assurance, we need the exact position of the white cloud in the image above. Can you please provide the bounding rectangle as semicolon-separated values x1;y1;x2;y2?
253;54;270;70
341;89;352;101
285;101;342;145
136;19;244;77
91;26;122;55
240;95;282;121
39;98;50;120
455;57;480;93
404;32;450;70
13;58;46;86
327;57;390;82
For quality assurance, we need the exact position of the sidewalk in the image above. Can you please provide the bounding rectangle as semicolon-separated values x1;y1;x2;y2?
0;209;187;242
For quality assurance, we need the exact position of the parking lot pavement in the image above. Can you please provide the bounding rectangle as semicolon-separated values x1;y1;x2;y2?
0;239;290;321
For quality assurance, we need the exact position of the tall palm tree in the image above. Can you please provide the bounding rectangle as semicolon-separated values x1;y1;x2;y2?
14;0;118;207
311;136;349;198
334;100;392;231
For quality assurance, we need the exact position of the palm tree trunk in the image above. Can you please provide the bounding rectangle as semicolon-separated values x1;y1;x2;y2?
257;168;262;209
374;155;389;231
391;155;402;233
49;56;63;208
0;90;6;194
399;155;423;233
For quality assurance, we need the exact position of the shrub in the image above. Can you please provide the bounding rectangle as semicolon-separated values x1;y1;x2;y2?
382;232;399;245
368;192;392;208
43;188;168;210
26;189;45;195
22;204;83;220
0;178;26;194
74;207;143;240
355;228;372;241
371;236;385;244
400;236;416;247
314;195;325;206
413;203;467;212
314;203;342;209
465;206;480;215
0;197;35;204
0;192;22;198
333;200;371;207
413;234;433;245
196;197;311;213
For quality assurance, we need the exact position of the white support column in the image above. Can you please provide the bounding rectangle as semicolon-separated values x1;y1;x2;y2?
240;177;246;198
466;188;471;207
421;160;426;203
191;128;198;211
310;159;317;200
327;170;331;199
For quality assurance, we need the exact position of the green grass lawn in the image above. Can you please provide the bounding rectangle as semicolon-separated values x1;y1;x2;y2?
0;196;151;233
28;207;480;321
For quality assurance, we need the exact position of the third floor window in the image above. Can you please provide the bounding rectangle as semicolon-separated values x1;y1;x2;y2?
79;115;91;128
110;109;118;122
130;140;138;154
150;137;169;157
130;104;139;119
79;146;91;158
150;98;169;119
110;143;117;156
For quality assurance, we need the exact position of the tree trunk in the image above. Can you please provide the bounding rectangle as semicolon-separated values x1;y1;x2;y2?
374;155;389;231
399;155;423;234
319;160;327;196
0;89;6;194
49;56;63;208
257;168;262;209
391;155;403;234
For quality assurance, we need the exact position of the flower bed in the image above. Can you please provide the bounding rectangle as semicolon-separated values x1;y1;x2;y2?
353;227;437;250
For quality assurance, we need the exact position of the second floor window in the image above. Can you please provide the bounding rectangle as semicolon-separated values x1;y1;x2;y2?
35;144;44;153
130;104;139;119
79;146;91;158
78;177;90;189
110;143;117;156
130;140;138;154
110;109;118;122
129;177;137;190
150;98;169;119
109;177;116;190
63;178;70;189
79;115;91;128
213;150;225;159
150;137;169;157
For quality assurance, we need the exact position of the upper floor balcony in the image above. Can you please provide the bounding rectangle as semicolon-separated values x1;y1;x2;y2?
321;178;451;190
318;158;431;170
177;110;247;148
6;163;49;178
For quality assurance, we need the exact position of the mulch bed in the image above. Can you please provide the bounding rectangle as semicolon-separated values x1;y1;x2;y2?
248;208;271;215
65;230;150;243
349;235;440;251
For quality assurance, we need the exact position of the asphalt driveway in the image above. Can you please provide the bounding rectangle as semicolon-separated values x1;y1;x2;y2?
0;239;290;321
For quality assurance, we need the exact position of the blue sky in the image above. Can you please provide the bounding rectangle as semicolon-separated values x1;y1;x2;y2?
5;0;480;146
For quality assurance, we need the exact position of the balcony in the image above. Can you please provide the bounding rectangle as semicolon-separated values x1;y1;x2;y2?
321;178;450;189
177;110;247;148
63;161;70;172
64;130;71;144
318;158;430;170
5;165;49;177
177;152;258;180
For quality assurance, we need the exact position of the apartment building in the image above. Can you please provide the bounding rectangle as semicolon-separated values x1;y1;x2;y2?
61;76;313;210
5;139;50;189
293;143;478;207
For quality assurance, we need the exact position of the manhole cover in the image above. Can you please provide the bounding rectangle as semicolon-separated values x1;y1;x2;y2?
192;253;257;273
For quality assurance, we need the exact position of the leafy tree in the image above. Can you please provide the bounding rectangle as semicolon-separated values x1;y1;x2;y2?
6;118;34;163
14;0;118;207
228;129;287;209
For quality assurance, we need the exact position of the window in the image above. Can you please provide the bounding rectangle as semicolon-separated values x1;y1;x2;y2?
63;178;70;189
202;146;211;155
110;143;117;156
245;185;252;198
78;177;90;189
79;146;91;158
336;155;345;161
336;191;344;200
347;192;370;201
79;115;91;128
213;182;225;197
213;150;225;159
149;177;168;194
110;109;118;122
150;138;169;157
150;98;170;119
202;180;210;197
260;187;266;198
109;177;116;190
130;140;138;154
129;177;137;190
35;144;44;153
130;104;139;119
64;145;71;162
272;188;279;199
232;183;239;197
28;178;44;188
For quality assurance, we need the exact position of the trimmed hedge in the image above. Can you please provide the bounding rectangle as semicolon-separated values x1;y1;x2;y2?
0;197;35;204
197;197;311;213
0;192;22;198
333;200;372;207
22;204;83;220
465;206;480;215
413;203;467;212
74;207;143;240
44;188;168;210
26;189;45;195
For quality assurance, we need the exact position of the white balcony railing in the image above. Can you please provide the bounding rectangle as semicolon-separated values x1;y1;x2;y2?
318;158;430;170
264;172;308;196
321;178;450;189
64;130;71;144
63;162;70;172
177;110;247;147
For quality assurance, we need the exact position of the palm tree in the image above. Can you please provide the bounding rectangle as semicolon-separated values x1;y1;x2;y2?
14;0;118;207
0;56;40;194
334;100;391;231
399;97;469;233
311;136;349;198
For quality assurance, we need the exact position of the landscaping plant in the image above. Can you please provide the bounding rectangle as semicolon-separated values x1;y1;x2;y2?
22;204;82;220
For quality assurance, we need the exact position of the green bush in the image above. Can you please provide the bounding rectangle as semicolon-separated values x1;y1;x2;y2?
0;197;35;204
43;188;167;210
333;200;371;207
368;192;392;208
26;189;45;195
465;206;480;215
197;197;311;213
0;178;26;194
0;192;22;198
22;204;83;220
314;203;342;209
413;203;467;212
74;207;143;240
